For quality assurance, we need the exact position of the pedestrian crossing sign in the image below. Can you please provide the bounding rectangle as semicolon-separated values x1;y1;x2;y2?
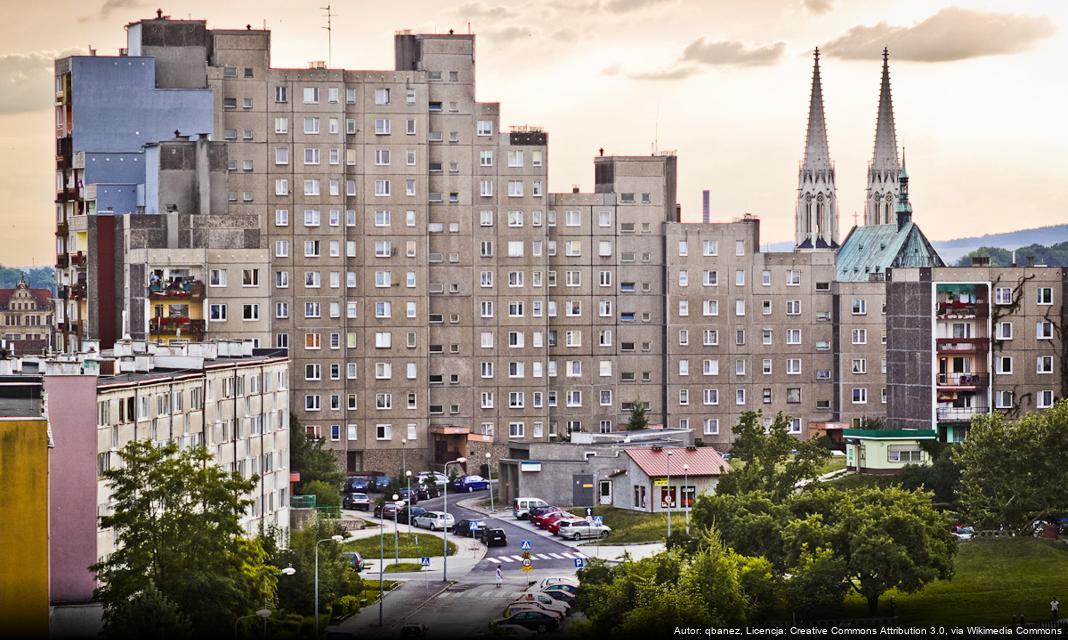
420;556;431;567
592;516;603;527
520;539;532;550
574;558;585;568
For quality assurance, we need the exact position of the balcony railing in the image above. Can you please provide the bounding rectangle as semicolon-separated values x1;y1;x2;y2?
71;252;87;268
937;406;989;422
56;254;69;269
70;282;87;300
149;317;205;339
936;300;988;317
938;372;989;387
148;278;205;300
936;337;988;352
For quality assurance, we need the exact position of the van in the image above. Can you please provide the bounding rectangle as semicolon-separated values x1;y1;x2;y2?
513;497;549;520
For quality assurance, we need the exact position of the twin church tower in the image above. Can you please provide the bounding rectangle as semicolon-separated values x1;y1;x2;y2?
795;48;904;250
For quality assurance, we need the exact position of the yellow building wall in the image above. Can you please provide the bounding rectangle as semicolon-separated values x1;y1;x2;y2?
0;418;50;636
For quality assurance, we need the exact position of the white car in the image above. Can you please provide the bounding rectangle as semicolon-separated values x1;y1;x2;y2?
504;602;565;621
413;510;454;531
532;576;579;590
417;471;449;486
511;591;570;614
554;519;611;540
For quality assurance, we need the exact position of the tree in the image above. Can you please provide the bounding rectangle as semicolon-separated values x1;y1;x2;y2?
301;480;341;509
716;411;828;500
261;517;361;618
290;422;346;493
102;580;193;640
93;441;274;635
899;447;960;507
626;398;649;430
956;401;1068;527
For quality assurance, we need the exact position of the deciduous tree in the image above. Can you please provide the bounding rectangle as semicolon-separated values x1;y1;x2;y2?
716;411;828;500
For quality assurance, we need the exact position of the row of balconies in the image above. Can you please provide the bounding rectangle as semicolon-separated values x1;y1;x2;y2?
936;337;988;353
149;317;206;339
148;278;206;301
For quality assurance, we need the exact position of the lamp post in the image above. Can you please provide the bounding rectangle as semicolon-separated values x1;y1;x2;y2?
401;438;407;476
234;609;271;639
392;493;401;564
378;507;385;626
442;456;466;582
315;535;344;639
485;451;494;513
683;463;690;535
666;450;673;539
405;470;413;536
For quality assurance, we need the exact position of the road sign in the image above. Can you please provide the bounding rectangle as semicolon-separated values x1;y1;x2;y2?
420;556;430;567
574;558;585;569
520;539;532;551
592;516;604;527
522;558;533;572
654;477;668;486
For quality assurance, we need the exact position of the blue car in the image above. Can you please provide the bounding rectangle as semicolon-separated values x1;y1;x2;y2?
452;475;490;492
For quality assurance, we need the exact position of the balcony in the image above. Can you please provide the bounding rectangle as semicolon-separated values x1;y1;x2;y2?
55;220;69;237
936;337;988;353
149;317;206;339
148;277;205;301
56;254;69;269
57;321;79;334
936;406;989;422
56;136;72;168
938;372;989;388
70;282;87;300
71;252;87;268
936;300;988;318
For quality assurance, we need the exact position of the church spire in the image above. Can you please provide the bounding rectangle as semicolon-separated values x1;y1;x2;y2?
795;47;838;249
865;47;901;226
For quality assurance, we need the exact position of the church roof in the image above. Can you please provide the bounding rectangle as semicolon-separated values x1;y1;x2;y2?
802;48;832;173
835;221;944;282
870;48;899;177
0;286;53;310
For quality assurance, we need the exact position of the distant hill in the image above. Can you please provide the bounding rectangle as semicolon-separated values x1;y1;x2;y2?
0;266;55;292
760;224;1068;264
956;243;1068;267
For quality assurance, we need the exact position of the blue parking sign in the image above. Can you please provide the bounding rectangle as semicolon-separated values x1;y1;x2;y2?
420;556;431;567
574;558;585;568
520;539;532;551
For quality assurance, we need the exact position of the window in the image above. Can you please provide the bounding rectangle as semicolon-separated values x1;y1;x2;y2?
852;388;868;404
374;87;391;104
242;304;259;321
852;358;867;374
303;117;320;134
852;329;867;344
735;240;745;256
209;304;227;321
995;287;1012;305
852;299;867;315
476;120;492;136
374;180;391;196
786;270;801;286
787;359;801;375
786;300;801;315
374;119;391;135
996;390;1014;409
996;355;1013;374
1038;287;1053;305
242;269;259;287
275;179;289;196
787;329;801;344
735;389;746;405
303;86;319;104
1037;356;1054;374
303;179;320;196
1037;320;1054;340
1038;390;1054;408
997;321;1013;340
208;269;227;287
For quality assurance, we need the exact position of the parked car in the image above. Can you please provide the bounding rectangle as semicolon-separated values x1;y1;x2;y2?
374;502;402;519
503;604;564;622
413;511;454;531
532;509;566;529
342;492;371;511
416;482;440;500
492;610;560;633
952;525;975;541
454;518;487;538
513;497;549;520
452;475;490;492
369;475;392;493
554;519;611;541
417;471;449;486
343;476;372;493
540;512;575;532
480;527;508;547
546;517;575;535
341;551;365;571
397;487;419;504
527;505;559;521
533;577;580;590
397;505;428;526
510;592;570;615
539;585;577;604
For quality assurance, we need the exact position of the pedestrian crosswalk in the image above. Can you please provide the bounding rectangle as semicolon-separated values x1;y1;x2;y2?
436;585;517;599
485;551;587;564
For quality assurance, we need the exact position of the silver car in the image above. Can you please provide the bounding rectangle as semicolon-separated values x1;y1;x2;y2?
413;510;454;531
417;471;449;486
554;519;611;540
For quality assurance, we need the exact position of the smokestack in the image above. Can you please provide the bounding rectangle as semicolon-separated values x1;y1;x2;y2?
702;190;710;223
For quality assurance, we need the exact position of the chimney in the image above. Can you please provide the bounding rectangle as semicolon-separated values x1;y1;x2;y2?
1026;255;1036;267
972;255;990;267
571;186;579;194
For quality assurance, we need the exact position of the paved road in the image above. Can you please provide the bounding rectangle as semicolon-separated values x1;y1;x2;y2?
416;492;589;573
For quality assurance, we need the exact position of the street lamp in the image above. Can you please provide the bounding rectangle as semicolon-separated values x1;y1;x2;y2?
683;463;690;535
442;456;466;582
666;450;674;539
485;452;495;513
405;470;414;536
401;438;408;476
257;566;296;640
234;609;271;638
315;534;344;638
392;493;401;564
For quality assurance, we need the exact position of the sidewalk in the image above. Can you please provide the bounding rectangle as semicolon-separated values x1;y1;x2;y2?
332;578;451;634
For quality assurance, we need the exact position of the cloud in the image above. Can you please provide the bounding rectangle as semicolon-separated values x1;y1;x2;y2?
81;0;144;22
600;0;673;12
0;52;65;115
822;7;1055;62
681;38;785;66
481;25;536;42
803;0;832;14
454;2;517;20
626;65;699;81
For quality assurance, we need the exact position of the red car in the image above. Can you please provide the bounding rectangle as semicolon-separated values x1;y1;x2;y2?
532;509;565;529
541;512;575;532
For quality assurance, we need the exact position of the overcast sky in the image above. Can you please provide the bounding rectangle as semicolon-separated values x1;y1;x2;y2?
1;0;1065;265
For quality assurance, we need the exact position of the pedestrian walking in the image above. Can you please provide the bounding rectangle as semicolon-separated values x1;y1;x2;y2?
1051;596;1060;621
495;566;503;588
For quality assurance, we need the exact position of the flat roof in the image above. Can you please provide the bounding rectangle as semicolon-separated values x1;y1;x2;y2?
842;429;937;440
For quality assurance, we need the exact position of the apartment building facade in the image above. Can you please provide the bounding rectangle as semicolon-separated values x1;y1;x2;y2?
887;263;1068;441
0;276;54;354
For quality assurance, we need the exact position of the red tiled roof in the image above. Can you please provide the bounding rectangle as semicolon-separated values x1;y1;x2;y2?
625;447;731;478
0;287;53;311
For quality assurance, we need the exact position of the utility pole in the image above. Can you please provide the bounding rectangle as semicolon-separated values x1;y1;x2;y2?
321;5;333;67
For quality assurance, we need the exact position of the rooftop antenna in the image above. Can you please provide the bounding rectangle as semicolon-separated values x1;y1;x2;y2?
653;99;661;155
321;5;333;67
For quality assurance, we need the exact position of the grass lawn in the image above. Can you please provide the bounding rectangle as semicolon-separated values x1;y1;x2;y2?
574;505;669;545
837;538;1068;625
342;533;456;558
384;562;423;573
816;456;847;476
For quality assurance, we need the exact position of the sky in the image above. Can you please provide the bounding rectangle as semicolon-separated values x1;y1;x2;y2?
0;0;1065;265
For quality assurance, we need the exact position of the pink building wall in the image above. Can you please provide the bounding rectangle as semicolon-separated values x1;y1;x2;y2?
45;375;100;604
